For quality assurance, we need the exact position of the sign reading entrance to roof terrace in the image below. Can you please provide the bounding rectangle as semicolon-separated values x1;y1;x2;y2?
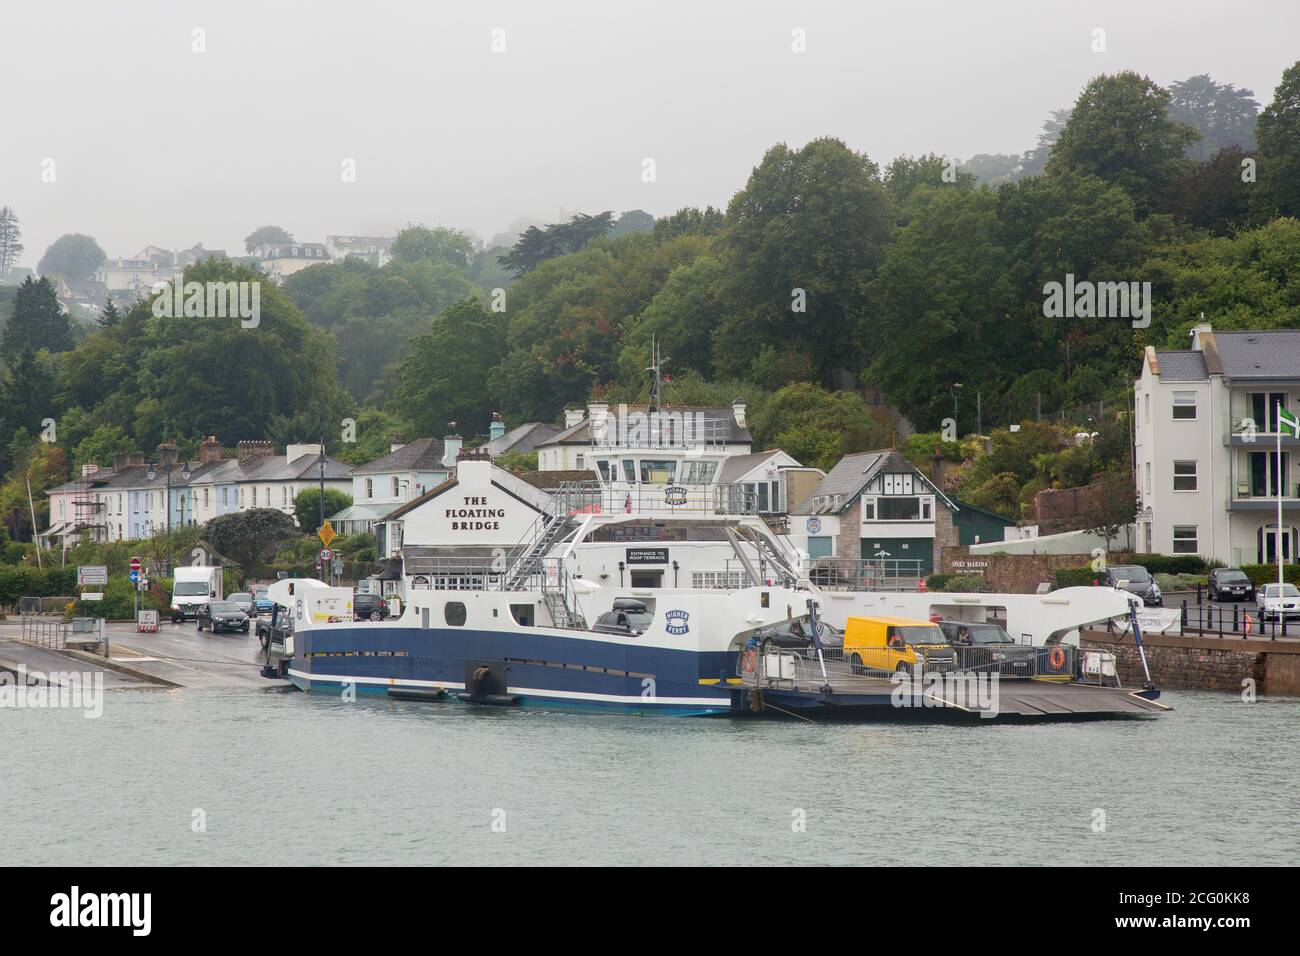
626;547;669;564
447;496;506;531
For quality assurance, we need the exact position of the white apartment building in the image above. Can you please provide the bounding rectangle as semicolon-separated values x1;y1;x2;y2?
1134;323;1300;567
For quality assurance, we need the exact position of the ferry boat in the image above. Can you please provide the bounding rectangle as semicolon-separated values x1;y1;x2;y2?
264;381;1156;717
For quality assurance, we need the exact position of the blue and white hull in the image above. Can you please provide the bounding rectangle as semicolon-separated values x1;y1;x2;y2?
282;586;803;716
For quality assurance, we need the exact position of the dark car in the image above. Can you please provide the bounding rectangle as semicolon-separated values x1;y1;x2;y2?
257;613;294;678
591;599;655;636
227;591;256;617
1208;568;1255;602
938;620;1032;675
751;618;845;652
353;593;390;622
1103;564;1162;607
197;601;250;634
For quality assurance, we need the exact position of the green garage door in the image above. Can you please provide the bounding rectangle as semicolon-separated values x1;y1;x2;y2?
860;537;934;574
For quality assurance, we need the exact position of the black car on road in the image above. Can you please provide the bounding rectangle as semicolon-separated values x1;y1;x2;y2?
1102;564;1162;607
1208;568;1255;602
197;601;250;634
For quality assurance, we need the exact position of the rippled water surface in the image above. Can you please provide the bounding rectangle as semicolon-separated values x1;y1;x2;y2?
3;686;1297;865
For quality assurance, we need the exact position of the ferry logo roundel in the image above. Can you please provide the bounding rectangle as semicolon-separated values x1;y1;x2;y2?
806;517;822;534
664;609;690;635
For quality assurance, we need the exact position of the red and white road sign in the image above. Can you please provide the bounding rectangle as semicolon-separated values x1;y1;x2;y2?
320;548;333;562
130;556;143;572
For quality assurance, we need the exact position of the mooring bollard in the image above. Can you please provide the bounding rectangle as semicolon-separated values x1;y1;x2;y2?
1196;582;1202;605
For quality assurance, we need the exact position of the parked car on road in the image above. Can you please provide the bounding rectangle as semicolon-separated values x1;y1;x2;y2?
1103;565;1162;607
197;601;250;634
353;593;390;622
1256;583;1300;622
252;586;275;615
1208;568;1255;602
227;591;256;617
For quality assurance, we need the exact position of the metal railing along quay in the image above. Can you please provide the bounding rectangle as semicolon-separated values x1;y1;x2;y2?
1176;599;1294;640
18;614;105;652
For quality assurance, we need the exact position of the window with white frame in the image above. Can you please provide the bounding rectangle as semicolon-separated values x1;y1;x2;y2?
1172;391;1198;420
365;477;373;499
1172;526;1198;554
1173;461;1198;492
1145;462;1152;494
392;476;400;497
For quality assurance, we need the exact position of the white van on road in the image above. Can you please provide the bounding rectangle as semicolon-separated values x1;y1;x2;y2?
171;566;224;622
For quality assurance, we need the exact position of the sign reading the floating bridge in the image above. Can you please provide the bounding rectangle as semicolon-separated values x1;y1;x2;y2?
626;548;668;564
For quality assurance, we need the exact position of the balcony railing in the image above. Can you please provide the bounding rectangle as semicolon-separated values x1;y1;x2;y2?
546;480;790;516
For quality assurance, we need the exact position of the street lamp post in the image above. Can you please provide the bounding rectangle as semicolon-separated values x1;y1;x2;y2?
147;456;191;575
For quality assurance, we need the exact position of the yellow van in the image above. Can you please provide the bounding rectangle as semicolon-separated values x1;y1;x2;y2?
843;615;954;675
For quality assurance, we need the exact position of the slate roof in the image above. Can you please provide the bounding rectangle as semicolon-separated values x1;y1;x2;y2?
487;422;563;457
716;450;788;484
790;450;957;515
351;437;447;475
1214;330;1300;380
1152;350;1209;382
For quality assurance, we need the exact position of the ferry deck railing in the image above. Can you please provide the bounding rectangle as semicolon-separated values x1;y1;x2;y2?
744;642;1082;687
805;557;926;592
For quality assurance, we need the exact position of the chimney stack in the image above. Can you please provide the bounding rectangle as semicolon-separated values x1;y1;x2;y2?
157;441;178;468
731;397;747;428
236;440;274;466
389;431;406;455
199;435;223;465
113;452;130;472
489;412;506;442
441;423;463;468
564;404;585;428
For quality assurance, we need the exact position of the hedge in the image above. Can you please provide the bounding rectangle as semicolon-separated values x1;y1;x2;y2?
1240;564;1300;588
0;565;78;607
1055;567;1101;589
926;573;992;592
1110;553;1218;575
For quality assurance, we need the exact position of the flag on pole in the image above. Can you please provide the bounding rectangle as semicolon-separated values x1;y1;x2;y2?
1279;406;1300;438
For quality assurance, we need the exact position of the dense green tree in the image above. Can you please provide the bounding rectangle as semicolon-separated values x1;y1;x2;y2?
243;225;293;253
653;206;724;242
391;298;509;436
204;508;300;571
1019;108;1071;177
1166;146;1255;235
0;349;59;473
1166;74;1259;160
390;224;475;269
748;383;894;471
617;256;725;382
331;407;416;466
1253;61;1300;220
0;206;22;277
498;212;615;275
609;210;656;237
960;154;1022;186
715;138;893;385
2;276;72;354
293;487;353;532
36;233;105;281
71;424;133;471
884;153;975;213
97;298;122;330
1048;72;1197;214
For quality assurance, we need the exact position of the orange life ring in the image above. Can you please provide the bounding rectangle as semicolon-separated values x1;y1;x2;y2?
741;647;758;674
1049;646;1066;669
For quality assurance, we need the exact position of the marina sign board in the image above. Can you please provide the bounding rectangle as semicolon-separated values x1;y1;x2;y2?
626;547;669;564
78;565;108;586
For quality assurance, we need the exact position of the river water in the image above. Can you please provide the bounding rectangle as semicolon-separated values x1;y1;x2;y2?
3;686;1296;865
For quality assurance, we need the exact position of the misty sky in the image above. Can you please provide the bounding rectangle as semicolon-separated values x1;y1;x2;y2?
2;0;1296;264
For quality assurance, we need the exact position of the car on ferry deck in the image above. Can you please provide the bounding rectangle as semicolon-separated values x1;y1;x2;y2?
591;598;655;636
844;615;954;675
938;619;1031;676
